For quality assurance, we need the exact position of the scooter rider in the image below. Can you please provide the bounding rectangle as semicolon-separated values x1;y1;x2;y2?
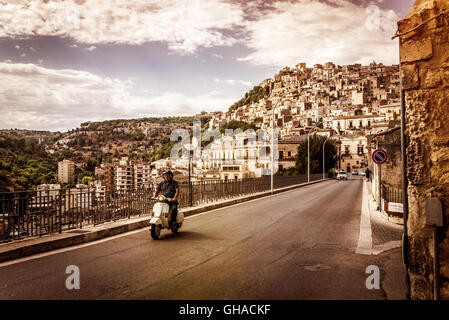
153;170;179;224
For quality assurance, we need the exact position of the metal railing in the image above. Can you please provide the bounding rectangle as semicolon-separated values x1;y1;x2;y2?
381;184;403;204
0;173;324;243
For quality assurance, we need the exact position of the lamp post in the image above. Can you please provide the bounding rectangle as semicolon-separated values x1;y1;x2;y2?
323;135;330;180
185;137;198;207
188;150;192;206
307;120;323;182
271;105;274;195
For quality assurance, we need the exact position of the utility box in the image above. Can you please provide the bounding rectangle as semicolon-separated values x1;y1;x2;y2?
426;198;444;227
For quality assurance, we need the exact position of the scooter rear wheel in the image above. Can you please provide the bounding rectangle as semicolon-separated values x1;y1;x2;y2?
150;224;161;239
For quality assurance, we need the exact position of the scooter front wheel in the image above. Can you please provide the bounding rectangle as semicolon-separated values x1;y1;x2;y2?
150;224;161;239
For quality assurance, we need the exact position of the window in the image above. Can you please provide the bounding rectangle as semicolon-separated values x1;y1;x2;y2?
358;146;364;155
279;151;284;160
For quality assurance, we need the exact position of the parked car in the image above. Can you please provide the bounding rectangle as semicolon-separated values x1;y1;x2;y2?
352;170;359;175
337;171;348;180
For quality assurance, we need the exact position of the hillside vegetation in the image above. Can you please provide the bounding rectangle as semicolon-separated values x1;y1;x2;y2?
0;117;194;190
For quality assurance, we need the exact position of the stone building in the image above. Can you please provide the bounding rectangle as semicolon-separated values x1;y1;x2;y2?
398;0;449;299
367;127;404;218
277;135;307;171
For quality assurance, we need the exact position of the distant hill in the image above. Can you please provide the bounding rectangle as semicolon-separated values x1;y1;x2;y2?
0;116;195;190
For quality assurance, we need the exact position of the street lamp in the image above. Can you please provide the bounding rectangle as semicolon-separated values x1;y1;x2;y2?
271;105;274;195
323;135;330;180
307;120;323;182
184;137;198;207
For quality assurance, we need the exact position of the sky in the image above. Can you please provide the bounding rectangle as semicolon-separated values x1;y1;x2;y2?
0;0;415;132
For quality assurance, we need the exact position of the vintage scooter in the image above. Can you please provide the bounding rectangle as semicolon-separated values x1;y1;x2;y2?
149;194;184;239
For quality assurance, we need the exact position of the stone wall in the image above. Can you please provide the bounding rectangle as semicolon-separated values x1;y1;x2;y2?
368;127;403;189
398;0;449;299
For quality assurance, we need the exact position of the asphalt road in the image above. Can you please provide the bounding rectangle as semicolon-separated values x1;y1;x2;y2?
0;176;390;299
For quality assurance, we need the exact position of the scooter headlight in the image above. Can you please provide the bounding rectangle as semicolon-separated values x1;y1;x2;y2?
158;195;164;201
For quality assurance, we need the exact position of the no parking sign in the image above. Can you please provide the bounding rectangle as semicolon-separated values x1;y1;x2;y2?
372;149;388;165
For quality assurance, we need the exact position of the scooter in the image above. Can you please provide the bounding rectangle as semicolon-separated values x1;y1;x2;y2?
149;194;184;240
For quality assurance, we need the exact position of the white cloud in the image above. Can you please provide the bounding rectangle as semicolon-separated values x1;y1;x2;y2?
241;0;400;66
0;63;236;131
69;44;78;48
29;46;36;52
0;0;244;54
20;53;26;57
214;78;252;87
85;45;96;51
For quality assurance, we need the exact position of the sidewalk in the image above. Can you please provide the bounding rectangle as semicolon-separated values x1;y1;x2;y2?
0;178;328;263
366;181;403;254
359;179;407;299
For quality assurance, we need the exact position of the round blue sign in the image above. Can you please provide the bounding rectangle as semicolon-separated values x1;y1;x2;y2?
372;149;388;165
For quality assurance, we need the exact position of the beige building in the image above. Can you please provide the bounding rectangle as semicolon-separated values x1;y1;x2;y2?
337;135;368;173
58;159;75;184
200;131;273;180
277;135;307;171
134;162;152;189
116;158;133;192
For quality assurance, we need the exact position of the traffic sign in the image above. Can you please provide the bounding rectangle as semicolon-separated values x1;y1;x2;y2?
372;149;388;165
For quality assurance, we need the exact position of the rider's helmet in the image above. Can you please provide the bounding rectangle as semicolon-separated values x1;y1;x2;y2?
163;170;174;180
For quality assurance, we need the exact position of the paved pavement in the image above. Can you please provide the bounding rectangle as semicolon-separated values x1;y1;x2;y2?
364;180;404;252
0;177;407;300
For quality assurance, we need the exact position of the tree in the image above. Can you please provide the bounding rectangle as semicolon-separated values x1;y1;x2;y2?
294;134;337;175
81;176;92;185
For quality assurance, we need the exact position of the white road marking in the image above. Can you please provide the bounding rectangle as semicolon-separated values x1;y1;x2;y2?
356;180;373;255
0;180;332;268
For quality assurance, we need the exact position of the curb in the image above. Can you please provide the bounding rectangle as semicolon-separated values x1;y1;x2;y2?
0;178;330;263
356;180;373;255
0;219;150;263
380;211;404;225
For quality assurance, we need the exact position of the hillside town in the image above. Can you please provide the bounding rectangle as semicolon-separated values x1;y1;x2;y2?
50;61;400;193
